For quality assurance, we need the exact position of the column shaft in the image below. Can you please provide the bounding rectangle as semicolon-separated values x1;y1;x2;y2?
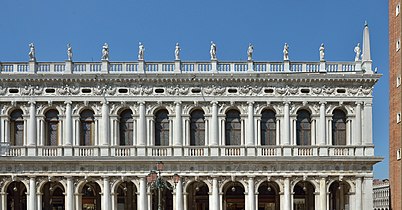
355;177;362;210
362;103;373;145
354;103;362;145
212;177;219;210
101;102;110;145
1;192;6;210
174;102;183;146
29;177;36;210
65;102;73;145
210;102;219;146
138;102;146;146
103;177;111;210
283;102;290;145
248;177;255;210
283;177;291;210
362;177;374;209
319;178;327;210
319;102;326;145
66;177;74;210
139;177;148;210
28;102;37;146
176;179;184;210
247;102;254;145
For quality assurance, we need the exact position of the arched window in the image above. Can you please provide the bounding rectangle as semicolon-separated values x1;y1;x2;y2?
80;109;95;146
10;109;24;146
45;109;59;146
190;109;205;146
332;109;347;145
261;109;276;145
225;110;241;145
119;109;134;146
296;110;311;145
155;109;169;146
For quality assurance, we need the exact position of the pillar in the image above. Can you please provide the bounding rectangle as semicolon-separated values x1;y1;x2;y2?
0;192;6;210
283;177;291;210
174;102;183;146
101;102;110;145
355;177;362;210
362;176;373;209
138;177;148;210
283;102;290;145
319;177;327;210
138;102;147;146
246;102;254;146
64;102;73;146
103;177;111;210
248;177;255;210
210;101;219;146
29;176;36;210
319;102;326;145
211;177;219;210
66;177;74;210
28;102;36;146
176;178;184;210
354;102;362;145
363;102;373;145
37;193;42;210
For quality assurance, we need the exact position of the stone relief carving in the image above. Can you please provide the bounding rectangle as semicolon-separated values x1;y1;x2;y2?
312;87;322;95
130;86;142;95
93;85;105;96
106;86;116;95
69;86;80;95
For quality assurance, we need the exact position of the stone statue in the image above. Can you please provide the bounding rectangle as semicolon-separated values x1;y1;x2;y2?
283;43;289;61
138;42;145;60
247;43;254;61
354;43;361;61
101;43;109;61
175;43;181;60
67;43;73;61
319;43;325;61
28;43;35;61
210;41;217;60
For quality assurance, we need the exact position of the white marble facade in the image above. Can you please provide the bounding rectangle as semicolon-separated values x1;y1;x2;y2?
0;25;381;210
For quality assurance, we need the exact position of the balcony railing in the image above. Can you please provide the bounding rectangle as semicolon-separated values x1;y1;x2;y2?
0;145;375;158
0;60;366;74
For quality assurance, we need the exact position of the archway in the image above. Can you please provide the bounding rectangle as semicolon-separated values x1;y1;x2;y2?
42;182;65;210
187;181;209;210
293;181;315;210
329;181;351;210
7;181;27;210
81;182;101;210
223;181;245;210
258;181;280;210
116;181;137;210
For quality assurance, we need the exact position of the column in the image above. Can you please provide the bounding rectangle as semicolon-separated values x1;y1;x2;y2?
282;102;290;145
183;193;188;210
176;178;184;210
246;102;254;146
138;177;148;210
29;176;36;210
103;177;111;210
362;176;373;209
283;177;291;210
355;177;362;210
138;102;147;146
319;102;326;145
1;192;6;210
211;177;219;210
354;102;362;145
101;102;110;145
174;102;183;146
66;177;74;210
362;102;373;145
248;177;255;210
64;102;73;146
28;102;37;146
210;101;219;146
37;193;42;210
319;177;327;210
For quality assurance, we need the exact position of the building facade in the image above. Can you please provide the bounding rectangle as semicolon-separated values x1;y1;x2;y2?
373;179;390;210
0;26;380;210
390;0;402;209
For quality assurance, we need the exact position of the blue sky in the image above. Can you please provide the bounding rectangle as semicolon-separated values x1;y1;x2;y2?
0;0;389;178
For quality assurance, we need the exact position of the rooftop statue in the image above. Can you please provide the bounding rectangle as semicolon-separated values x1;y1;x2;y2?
28;43;35;61
175;43;181;60
354;43;361;61
210;41;217;60
283;43;289;61
67;43;73;61
138;42;145;60
102;43;109;61
247;43;254;61
319;43;325;61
